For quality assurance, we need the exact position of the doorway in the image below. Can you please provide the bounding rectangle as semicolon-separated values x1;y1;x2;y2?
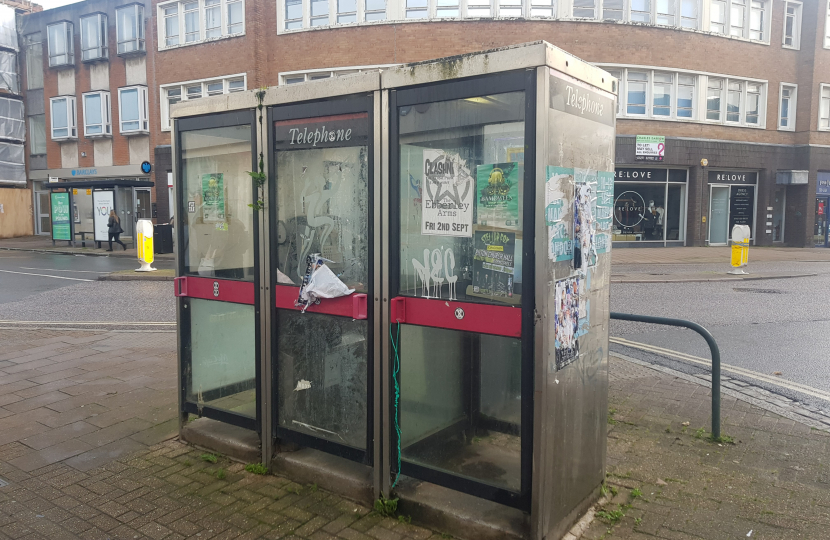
816;197;829;247
135;188;152;221
772;188;786;242
708;185;730;245
35;189;51;235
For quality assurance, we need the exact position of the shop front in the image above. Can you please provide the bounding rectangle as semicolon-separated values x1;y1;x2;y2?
817;172;829;248
171;42;617;540
707;170;757;245
612;167;687;247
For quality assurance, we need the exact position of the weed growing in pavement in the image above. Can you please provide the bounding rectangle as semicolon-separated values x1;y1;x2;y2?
183;460;192;467
596;507;625;524
607;408;618;425
215;469;226;480
373;494;398;517
665;427;672;433
710;434;736;444
694;427;707;439
398;515;412;524
631;488;643;498
308;483;318;492
200;453;218;463
440;534;453;539
245;463;268;475
635;517;642;525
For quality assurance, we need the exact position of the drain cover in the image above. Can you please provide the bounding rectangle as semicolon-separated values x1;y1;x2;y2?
733;288;786;294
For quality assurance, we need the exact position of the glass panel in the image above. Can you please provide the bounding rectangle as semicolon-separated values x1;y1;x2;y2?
573;0;595;17
277;311;367;449
48;23;68;65
680;0;697;27
727;81;741;122
657;0;674;25
185;1;200;41
85;93;102;133
772;187;785;242
652;73;672;116
779;87;790;127
399;326;521;492
206;81;223;95
406;0;428;18
499;0;522;17
117;6;139;53
627;72;647;115
338;0;357;21
710;0;726;33
398;92;525;305
81;15;102;61
467;3;492;16
25;34;43;90
29;114;46;154
311;0;330;25
205;0;222;38
182;124;254;279
730;0;745;36
437;0;460;16
603;0;624;19
228;0;244;33
749;0;764;39
228;79;244;91
816;198;828;246
821;87;830;129
677;75;694;118
784;4;795;45
52;99;68;129
612;183;666;241
709;186;729;244
187;298;256;418
631;0;650;22
165;6;179;46
121;88;139;130
187;85;202;99
707;78;722;121
666;183;686;241
286;0;303;27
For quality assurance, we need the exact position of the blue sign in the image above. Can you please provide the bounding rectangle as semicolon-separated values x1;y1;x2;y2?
141;161;152;174
818;172;830;195
70;168;97;176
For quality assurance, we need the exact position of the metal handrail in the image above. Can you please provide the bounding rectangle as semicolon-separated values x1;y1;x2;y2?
610;312;721;439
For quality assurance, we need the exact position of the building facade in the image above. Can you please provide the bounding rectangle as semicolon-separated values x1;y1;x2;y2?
19;0;830;246
19;0;155;240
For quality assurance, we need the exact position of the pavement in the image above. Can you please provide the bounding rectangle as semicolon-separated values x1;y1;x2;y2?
0;235;176;261
0;327;828;539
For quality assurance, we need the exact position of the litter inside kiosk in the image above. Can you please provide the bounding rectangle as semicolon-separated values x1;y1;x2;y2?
172;41;617;540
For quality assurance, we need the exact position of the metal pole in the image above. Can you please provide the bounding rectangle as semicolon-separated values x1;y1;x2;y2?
610;312;721;440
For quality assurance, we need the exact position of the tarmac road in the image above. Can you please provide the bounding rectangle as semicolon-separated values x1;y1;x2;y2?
610;260;830;403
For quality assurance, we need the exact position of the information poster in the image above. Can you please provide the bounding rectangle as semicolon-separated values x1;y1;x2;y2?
92;190;115;242
595;171;614;254
729;185;755;232
545;166;574;261
202;173;225;223
574;168;597;272
51;192;71;241
635;135;665;162
476;162;519;229
554;276;580;370
421;149;473;237
472;230;516;298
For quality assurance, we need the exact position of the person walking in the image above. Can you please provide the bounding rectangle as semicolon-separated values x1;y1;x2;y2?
107;210;127;251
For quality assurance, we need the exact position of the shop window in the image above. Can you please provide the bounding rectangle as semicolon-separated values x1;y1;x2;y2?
47;21;74;67
159;0;245;48
819;84;830;131
612;168;687;243
365;0;387;19
181;124;254;279
778;83;796;130
709;0;767;40
24;33;43;90
782;1;801;49
82;91;111;137
118;86;149;134
627;71;648;115
29;114;46;155
116;3;145;55
50;96;77;140
80;13;108;62
531;0;555;17
161;75;247;130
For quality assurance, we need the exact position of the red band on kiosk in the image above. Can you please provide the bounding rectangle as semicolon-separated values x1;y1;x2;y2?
275;285;368;320
173;276;255;305
390;296;521;338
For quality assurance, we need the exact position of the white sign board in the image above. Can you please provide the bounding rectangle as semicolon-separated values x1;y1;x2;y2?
92;190;114;242
635;135;665;162
421;149;473;237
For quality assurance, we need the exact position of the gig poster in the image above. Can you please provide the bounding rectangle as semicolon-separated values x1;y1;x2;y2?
472;230;516;298
573;168;597;272
476;162;519;229
421;149;473;237
554;276;580;370
595;171;614;254
545;166;574;262
202;173;225;223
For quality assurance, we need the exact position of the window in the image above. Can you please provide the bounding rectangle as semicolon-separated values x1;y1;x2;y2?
160;0;245;48
604;0;624;19
746;83;760;124
80;13;108;62
677;75;694;117
680;0;698;27
500;0;523;16
29;114;46;155
286;0;303;27
118;86;149;134
437;0;460;17
338;0;358;21
279;64;399;85
653;73;672;116
778;84;796;130
826;0;830;48
116;3;146;55
627;71;648;115
707;78;722;120
24;33;43;90
161;75;247;130
820;84;830;130
50;96;77;140
726;81;741;122
605;69;622;114
47;21;74;67
709;0;767;40
656;0;674;24
365;0;387;19
631;0;651;21
311;0;329;25
467;0;491;16
782;1;801;49
82;91;111;137
531;0;555;17
573;0;595;17
0;51;17;94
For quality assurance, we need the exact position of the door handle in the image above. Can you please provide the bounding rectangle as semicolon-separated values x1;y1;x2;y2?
390;297;406;324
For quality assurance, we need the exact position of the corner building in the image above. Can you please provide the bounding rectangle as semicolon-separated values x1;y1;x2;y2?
150;0;830;247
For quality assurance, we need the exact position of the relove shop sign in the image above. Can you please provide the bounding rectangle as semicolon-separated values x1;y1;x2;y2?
708;171;758;184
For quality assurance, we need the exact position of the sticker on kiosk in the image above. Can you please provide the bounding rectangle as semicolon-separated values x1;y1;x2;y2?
421;149;473;237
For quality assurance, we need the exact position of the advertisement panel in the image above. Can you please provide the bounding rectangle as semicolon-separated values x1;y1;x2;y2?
635;135;665;162
50;192;71;241
92;190;114;242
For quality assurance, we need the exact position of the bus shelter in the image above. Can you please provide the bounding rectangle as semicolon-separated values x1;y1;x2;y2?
172;41;617;540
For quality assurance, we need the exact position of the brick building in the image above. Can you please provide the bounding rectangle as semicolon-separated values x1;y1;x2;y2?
20;0;830;246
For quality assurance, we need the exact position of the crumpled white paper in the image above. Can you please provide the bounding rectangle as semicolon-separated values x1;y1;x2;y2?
299;263;354;311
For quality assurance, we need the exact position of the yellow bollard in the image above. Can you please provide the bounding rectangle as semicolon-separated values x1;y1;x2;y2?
728;225;750;275
136;219;157;272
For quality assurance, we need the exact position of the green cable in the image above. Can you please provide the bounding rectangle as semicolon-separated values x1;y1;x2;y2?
390;322;402;489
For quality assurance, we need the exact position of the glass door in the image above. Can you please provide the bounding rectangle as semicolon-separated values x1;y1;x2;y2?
817;197;829;247
270;98;374;464
36;190;51;234
135;188;152;220
709;185;730;245
389;72;534;510
175;111;259;431
772;188;785;242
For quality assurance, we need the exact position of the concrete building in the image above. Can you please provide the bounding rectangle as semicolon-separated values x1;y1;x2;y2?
19;0;155;240
149;0;830;247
